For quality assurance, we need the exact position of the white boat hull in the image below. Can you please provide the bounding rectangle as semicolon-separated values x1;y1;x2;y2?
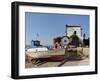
26;49;65;58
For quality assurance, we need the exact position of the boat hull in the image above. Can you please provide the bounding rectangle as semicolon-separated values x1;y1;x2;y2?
26;49;65;59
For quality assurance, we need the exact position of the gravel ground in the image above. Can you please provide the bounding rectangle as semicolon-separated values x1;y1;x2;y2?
25;57;89;68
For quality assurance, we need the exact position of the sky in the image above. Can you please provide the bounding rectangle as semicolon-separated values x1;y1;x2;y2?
25;12;89;46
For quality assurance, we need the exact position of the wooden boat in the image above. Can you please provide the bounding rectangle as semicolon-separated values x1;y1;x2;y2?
26;48;65;59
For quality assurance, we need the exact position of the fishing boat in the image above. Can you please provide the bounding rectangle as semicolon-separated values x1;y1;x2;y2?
26;37;69;61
